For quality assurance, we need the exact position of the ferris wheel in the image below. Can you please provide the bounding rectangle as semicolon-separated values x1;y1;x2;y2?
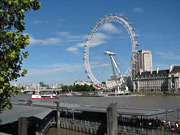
83;13;139;90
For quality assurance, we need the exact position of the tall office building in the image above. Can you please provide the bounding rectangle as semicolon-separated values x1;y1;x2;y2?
135;50;152;75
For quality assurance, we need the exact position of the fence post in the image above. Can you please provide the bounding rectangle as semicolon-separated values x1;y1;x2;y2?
18;117;27;135
55;102;60;128
107;102;118;135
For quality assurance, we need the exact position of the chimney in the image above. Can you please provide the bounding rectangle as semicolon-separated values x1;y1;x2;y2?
156;66;159;74
150;68;152;74
169;64;173;72
140;69;142;75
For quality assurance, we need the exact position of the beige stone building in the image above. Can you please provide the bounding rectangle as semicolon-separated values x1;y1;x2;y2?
135;50;153;75
133;65;180;92
106;74;117;88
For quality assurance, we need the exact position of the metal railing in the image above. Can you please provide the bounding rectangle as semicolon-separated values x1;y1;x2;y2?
104;125;180;135
59;117;106;134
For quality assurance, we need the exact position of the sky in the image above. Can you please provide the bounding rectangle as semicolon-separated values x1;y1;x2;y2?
16;0;180;85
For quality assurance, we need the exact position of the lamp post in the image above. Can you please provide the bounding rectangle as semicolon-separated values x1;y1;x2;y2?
176;107;180;121
165;109;168;122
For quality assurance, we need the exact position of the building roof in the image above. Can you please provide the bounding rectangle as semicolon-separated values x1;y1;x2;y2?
135;66;180;77
74;82;93;86
30;102;174;117
0;105;52;125
0;133;11;135
171;66;180;73
70;106;174;117
14;102;174;117
138;49;151;53
135;70;169;77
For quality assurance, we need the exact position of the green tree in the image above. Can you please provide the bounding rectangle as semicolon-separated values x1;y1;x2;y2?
89;85;95;91
61;86;69;92
73;84;95;92
0;0;41;112
39;81;45;87
69;85;75;91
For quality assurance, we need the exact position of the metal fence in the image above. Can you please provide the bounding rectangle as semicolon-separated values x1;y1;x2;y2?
104;125;180;135
59;117;180;135
59;117;106;135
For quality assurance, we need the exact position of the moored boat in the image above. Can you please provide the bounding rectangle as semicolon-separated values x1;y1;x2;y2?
59;92;73;97
32;93;59;99
31;83;59;99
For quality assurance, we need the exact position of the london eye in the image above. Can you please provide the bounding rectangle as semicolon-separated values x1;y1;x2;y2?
83;13;139;92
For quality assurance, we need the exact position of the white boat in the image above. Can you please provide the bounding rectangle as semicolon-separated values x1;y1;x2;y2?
32;93;59;99
59;92;73;97
106;86;131;96
72;92;82;96
107;91;128;96
31;83;59;99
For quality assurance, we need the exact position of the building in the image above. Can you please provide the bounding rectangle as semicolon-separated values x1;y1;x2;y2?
50;83;63;89
135;50;152;75
74;81;93;86
168;65;180;90
133;65;180;92
106;74;117;88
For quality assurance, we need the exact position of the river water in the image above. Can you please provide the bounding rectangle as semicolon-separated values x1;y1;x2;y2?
12;94;180;134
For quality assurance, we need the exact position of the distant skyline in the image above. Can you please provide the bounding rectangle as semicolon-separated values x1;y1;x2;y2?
16;0;180;85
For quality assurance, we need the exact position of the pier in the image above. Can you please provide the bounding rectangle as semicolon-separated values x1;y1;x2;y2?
0;100;178;135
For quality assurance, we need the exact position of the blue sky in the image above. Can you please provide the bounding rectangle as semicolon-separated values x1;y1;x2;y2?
16;0;180;85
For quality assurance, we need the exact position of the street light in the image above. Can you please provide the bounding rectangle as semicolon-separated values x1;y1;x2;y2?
165;108;168;122
176;107;180;121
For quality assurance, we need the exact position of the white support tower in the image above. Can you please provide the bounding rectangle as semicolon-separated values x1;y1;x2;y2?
105;51;124;93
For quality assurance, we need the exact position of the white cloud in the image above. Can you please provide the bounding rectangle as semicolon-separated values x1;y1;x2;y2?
90;33;108;47
57;32;82;39
100;23;120;34
31;20;42;24
100;63;111;67
27;63;84;76
75;42;86;47
90;61;110;68
29;35;61;45
66;32;108;54
16;63;86;85
66;47;79;52
28;32;85;46
132;8;143;14
91;63;111;69
90;61;100;65
91;40;105;47
31;20;49;25
27;68;62;76
155;51;180;60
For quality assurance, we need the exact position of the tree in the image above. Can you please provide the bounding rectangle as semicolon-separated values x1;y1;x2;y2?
39;81;45;87
61;86;69;92
0;0;41;112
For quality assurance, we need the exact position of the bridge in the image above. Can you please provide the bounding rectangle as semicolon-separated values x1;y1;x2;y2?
22;89;62;94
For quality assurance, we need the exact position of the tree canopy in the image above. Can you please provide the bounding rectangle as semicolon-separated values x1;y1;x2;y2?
0;0;41;112
61;84;95;92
